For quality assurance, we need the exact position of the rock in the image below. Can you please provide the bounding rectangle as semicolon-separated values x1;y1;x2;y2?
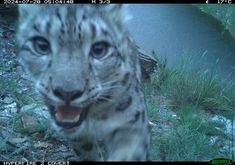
128;35;158;80
20;104;39;112
8;137;29;148
10;137;27;144
34;141;51;148
211;115;233;135
138;47;158;80
209;114;235;155
3;97;14;104
4;102;18;114
21;104;49;118
58;145;69;152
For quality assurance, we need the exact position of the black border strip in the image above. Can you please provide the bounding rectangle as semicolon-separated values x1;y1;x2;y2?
0;0;228;4
0;161;227;165
66;0;219;3
69;0;224;4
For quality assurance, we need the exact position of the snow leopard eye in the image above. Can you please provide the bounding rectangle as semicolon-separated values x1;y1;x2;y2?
32;36;51;55
90;41;109;59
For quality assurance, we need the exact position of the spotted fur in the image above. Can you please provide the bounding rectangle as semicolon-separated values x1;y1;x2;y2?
17;4;150;161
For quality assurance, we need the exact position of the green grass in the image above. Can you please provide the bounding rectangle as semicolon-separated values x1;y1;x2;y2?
147;58;235;119
0;76;53;138
144;57;235;160
0;74;54;160
0;76;36;109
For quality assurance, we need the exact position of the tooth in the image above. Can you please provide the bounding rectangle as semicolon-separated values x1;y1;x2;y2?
55;113;80;123
55;113;62;121
73;115;80;122
63;119;74;123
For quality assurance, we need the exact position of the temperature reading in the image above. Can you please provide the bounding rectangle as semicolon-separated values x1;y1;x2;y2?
218;0;232;3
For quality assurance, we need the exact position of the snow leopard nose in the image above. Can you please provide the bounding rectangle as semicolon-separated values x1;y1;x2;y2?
53;88;84;104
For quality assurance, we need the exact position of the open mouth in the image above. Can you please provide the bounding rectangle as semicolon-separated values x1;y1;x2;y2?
48;105;89;129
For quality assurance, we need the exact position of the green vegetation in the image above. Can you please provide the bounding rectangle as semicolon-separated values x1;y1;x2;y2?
195;5;235;38
0;73;53;160
144;57;235;161
0;76;35;109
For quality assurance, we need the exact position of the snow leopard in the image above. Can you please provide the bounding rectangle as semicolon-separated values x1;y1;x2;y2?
17;4;150;161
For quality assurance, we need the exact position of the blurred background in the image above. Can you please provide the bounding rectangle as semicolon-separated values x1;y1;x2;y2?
127;4;235;81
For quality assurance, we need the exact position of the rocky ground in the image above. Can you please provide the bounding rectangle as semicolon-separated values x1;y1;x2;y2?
0;8;80;162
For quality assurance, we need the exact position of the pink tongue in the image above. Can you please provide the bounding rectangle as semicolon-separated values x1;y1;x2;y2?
55;106;82;120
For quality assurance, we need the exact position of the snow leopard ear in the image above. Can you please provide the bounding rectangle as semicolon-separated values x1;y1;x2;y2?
99;4;132;27
18;4;42;20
